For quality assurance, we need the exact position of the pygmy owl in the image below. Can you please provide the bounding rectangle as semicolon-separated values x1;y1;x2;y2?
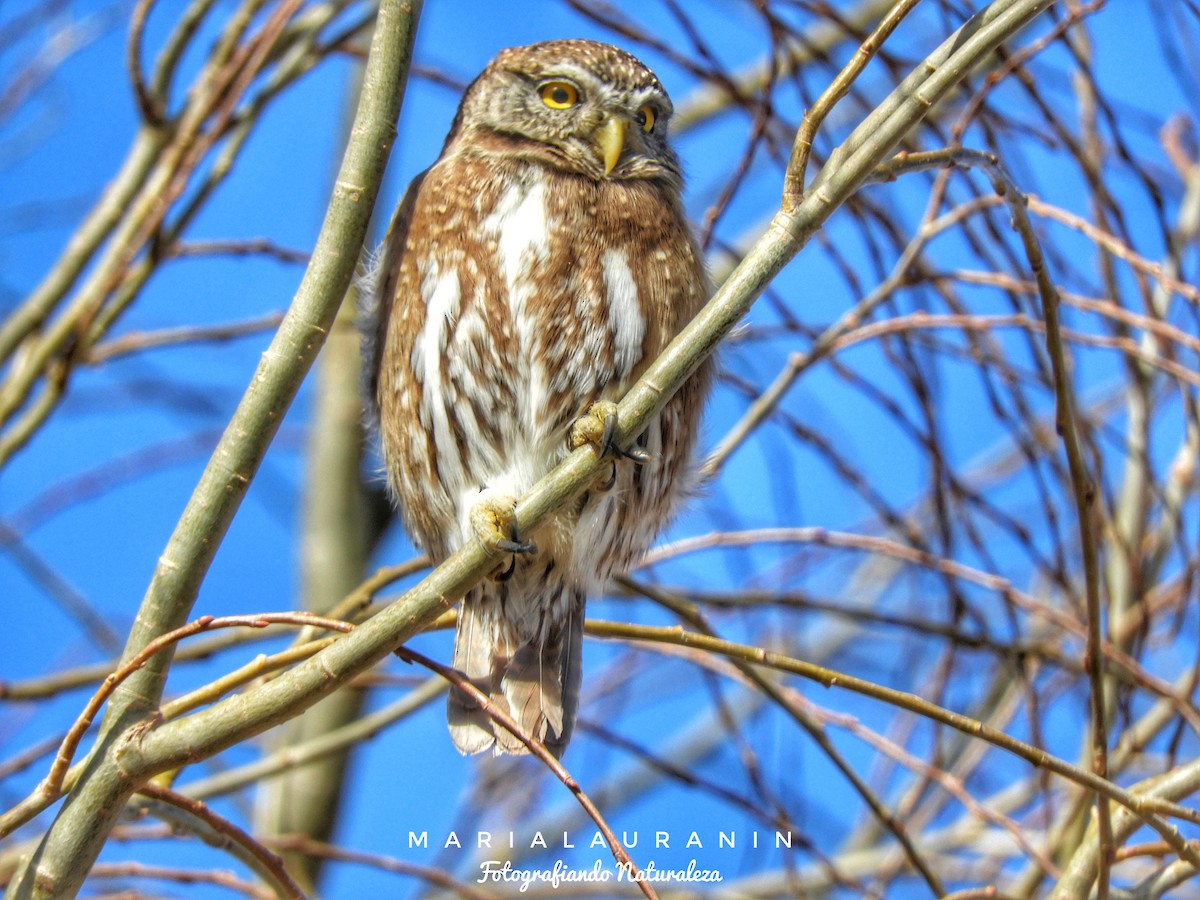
361;39;710;756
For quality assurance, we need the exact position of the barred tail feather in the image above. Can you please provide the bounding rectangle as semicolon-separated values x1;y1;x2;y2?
545;590;583;757
446;588;585;758
447;591;507;755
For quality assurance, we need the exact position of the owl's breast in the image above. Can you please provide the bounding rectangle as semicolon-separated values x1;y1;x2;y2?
407;160;703;435
382;157;705;552
486;171;658;425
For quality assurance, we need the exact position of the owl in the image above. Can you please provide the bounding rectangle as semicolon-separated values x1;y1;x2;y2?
361;39;710;756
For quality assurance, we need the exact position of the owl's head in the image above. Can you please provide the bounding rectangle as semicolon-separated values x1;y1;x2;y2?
447;39;681;183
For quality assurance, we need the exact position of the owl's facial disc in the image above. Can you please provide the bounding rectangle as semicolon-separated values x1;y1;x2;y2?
536;75;631;175
522;65;672;179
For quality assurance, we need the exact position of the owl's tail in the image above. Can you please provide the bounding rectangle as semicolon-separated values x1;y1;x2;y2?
447;586;584;757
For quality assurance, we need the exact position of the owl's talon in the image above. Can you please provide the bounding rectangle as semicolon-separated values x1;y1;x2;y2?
495;536;538;555
598;461;617;492
493;554;518;582
599;410;619;455
571;401;650;463
615;441;651;464
491;533;536;581
469;490;538;564
603;411;651;463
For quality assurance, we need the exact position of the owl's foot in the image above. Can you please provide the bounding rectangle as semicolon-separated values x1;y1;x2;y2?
569;400;651;464
469;490;536;581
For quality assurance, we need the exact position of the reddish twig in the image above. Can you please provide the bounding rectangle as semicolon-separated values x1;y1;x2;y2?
394;647;660;900
43;612;352;800
266;835;495;900
138;781;306;899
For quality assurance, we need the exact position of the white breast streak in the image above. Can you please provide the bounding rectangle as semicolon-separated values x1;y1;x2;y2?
602;247;646;378
483;178;551;432
417;266;466;491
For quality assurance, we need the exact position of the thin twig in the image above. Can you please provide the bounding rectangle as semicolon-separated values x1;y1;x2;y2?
583;619;1200;868
394;647;660;900
137;782;306;899
264;836;495;900
621;576;946;897
875;145;1114;889
127;0;164;123
782;0;924;210
86;312;286;362
44;613;352;798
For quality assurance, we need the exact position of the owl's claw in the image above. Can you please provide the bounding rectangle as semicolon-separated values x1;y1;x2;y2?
570;400;651;463
469;490;536;580
493;553;519;582
494;532;537;555
597;461;617;492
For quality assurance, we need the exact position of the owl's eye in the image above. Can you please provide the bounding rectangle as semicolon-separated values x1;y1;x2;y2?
539;81;579;109
635;105;656;133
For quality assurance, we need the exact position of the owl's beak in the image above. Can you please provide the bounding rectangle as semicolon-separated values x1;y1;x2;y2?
595;115;627;175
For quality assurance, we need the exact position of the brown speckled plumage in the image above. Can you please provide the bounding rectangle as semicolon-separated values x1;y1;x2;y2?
362;39;710;755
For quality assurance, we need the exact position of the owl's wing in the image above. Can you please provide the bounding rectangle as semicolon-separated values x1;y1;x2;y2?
356;167;428;431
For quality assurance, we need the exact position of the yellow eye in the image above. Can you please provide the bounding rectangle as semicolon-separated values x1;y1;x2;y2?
539;81;579;109
636;105;656;132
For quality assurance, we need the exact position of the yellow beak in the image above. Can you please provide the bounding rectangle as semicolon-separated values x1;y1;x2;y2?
595;115;626;175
